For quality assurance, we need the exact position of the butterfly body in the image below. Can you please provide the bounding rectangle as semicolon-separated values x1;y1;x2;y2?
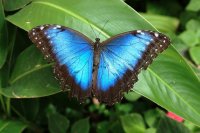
28;24;170;105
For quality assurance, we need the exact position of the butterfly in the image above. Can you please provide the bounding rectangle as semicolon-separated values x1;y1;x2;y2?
28;24;170;105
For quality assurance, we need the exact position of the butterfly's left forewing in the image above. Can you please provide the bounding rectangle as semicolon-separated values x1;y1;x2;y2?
28;25;94;101
95;30;170;105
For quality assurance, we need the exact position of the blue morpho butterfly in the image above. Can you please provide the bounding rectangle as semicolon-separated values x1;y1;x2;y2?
28;24;170;105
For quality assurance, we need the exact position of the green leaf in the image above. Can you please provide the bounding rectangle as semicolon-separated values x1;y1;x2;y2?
0;119;27;133
6;0;155;39
5;0;200;126
3;0;32;11
109;120;124;133
186;19;200;32
0;0;8;68
140;13;179;33
189;46;200;65
97;121;110;133
186;0;200;12
0;71;2;88
9;45;46;83
157;116;190;133
120;113;145;133
46;104;57;115
0;45;60;98
197;30;200;42
115;103;133;114
125;91;141;102
71;118;90;133
168;32;189;52
178;30;199;47
191;63;200;79
144;109;164;128
145;128;156;133
184;120;200;132
134;46;200;126
47;112;70;133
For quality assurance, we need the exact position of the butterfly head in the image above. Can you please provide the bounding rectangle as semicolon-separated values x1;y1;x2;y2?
95;38;100;43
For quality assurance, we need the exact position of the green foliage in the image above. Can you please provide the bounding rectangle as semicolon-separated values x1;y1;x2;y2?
120;113;145;133
0;119;27;133
144;108;165;128
157;116;190;133
0;0;8;69
189;46;200;65
141;13;179;33
71;118;90;133
47;104;70;133
3;0;32;11
1;45;61;98
0;0;199;132
186;0;200;12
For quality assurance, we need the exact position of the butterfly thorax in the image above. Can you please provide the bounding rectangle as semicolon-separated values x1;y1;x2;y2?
93;37;101;66
93;38;101;63
92;38;101;91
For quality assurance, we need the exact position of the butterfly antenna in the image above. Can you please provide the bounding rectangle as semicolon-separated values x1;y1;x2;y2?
89;24;98;39
97;20;109;38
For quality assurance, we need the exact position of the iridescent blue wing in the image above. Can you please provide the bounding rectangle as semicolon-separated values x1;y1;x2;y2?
28;24;94;101
95;30;170;105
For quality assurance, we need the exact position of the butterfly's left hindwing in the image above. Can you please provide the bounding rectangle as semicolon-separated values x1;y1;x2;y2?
95;31;170;104
28;25;94;101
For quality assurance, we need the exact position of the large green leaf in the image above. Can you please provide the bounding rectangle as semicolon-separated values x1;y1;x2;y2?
0;0;8;68
5;0;200;126
0;119;27;133
0;45;60;97
3;0;32;11
134;47;200;126
6;0;155;40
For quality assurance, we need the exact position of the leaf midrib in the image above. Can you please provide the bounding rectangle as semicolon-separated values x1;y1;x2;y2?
34;0;110;38
10;63;52;84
